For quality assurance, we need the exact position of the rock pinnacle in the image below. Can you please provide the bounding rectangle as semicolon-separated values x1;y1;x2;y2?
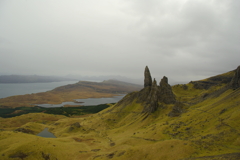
144;66;152;88
158;76;176;104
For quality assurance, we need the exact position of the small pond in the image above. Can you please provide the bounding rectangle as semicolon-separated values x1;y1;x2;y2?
36;94;125;108
37;128;56;138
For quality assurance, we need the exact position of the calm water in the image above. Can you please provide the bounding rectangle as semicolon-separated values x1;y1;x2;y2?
37;128;56;138
0;81;78;99
36;95;125;108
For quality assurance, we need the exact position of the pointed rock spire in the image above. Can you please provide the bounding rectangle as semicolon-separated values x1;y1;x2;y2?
158;76;176;104
142;78;159;113
160;76;168;85
230;66;240;89
144;66;152;88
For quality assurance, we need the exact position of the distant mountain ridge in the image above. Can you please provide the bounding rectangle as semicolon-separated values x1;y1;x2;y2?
0;79;142;108
0;75;77;83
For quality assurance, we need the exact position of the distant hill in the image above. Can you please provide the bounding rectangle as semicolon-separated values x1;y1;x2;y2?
0;79;142;108
0;75;77;83
102;79;143;87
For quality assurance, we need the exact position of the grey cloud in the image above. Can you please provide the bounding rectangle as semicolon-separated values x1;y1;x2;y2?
0;0;239;83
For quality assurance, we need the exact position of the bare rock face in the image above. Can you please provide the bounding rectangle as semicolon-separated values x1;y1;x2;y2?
144;66;152;88
230;66;240;89
142;79;159;113
115;66;176;114
158;76;176;104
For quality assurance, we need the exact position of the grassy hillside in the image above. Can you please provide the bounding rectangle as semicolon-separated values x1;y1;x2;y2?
0;104;113;118
0;68;240;160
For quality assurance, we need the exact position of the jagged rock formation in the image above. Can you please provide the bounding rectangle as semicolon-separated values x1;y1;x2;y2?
115;66;176;114
144;66;152;88
142;79;159;113
230;66;240;89
158;76;176;104
142;70;176;113
134;66;153;104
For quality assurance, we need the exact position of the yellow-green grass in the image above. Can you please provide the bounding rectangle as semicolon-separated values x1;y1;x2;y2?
0;113;65;131
1;75;240;159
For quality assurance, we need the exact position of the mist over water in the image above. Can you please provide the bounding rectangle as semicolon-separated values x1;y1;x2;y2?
0;81;78;99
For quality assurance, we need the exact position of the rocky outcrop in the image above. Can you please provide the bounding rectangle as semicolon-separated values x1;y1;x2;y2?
191;81;217;90
158;76;176;104
142;79;159;113
115;66;176;114
142;75;176;113
144;66;152;88
230;66;240;89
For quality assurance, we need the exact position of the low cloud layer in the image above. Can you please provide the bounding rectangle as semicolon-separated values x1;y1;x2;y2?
0;0;239;83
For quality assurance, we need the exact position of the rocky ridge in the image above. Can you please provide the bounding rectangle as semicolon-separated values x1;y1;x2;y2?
230;65;240;89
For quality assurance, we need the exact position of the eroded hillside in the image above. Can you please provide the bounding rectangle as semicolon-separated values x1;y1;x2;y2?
0;66;240;160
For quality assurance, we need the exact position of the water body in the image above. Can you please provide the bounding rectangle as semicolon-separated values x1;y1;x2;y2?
36;128;56;138
75;95;125;106
37;95;125;108
0;81;78;99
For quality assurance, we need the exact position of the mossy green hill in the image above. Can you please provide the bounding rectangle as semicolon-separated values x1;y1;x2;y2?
1;66;240;160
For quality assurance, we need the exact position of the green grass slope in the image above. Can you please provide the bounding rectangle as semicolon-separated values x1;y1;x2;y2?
0;69;240;160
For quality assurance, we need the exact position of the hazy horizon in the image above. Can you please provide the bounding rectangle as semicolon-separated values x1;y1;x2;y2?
1;0;239;83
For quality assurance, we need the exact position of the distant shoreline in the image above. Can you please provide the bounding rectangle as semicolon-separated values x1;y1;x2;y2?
0;81;79;99
0;80;142;108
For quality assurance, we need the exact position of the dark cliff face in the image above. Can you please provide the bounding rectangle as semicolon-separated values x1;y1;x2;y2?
158;76;176;104
230;66;240;89
142;79;159;113
144;66;152;88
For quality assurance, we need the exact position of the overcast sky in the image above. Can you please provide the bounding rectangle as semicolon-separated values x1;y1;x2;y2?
0;0;239;84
